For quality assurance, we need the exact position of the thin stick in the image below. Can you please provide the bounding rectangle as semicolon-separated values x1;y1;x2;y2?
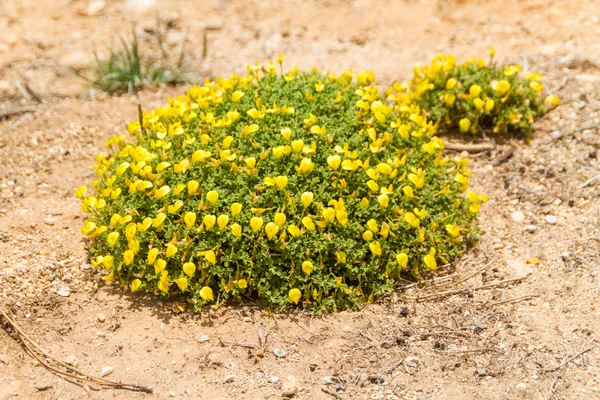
579;174;600;189
444;142;495;152
321;386;343;399
217;337;256;349
406;275;529;301
452;259;496;287
0;309;152;393
554;124;600;140
486;294;538;307
0;106;38;120
543;346;596;373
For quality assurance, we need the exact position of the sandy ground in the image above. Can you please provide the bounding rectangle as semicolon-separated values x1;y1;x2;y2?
1;0;600;399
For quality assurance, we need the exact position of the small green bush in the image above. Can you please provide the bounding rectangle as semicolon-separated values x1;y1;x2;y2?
78;59;486;311
391;50;559;136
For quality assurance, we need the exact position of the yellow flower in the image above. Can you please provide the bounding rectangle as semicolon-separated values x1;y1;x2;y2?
200;286;214;301
396;253;408;269
414;208;427;219
302;261;314;275
336;251;347;264
155;185;170;199
101;255;114;269
231;202;243;216
377;194;389;208
287;225;301;237
205;250;216;265
250;217;264;232
301;192;314;208
367;180;379;192
217;215;229;230
275;176;288;189
166;243;178;257
148;248;159;265
231;90;245;103
107;232;119;248
152;212;167;228
131;279;142;293
446;78;457;89
485;99;495;112
327;155;341;170
363;230;373;241
203;214;216;230
380;222;390;238
404;212;420;228
281;127;292;140
295;158;314;175
116;162;130;176
310;125;327;136
187;180;199;195
444;93;456;106
176;276;188;292
423;248;437;270
231;223;242;237
206;190;219;204
265;222;279;240
336;209;348;226
367;219;378;232
369;241;382;256
544;95;560;107
530;82;543;93
274;213;287;227
184;212;196;229
124;250;134;265
302;216;315;231
183;262;196;277
469;85;482;97
237;279;248;289
494;80;511;94
157;271;169;293
445;224;460;237
154;259;166;274
322;207;335;223
473;98;483;110
75;186;87;199
489;46;496;57
459;118;471;133
241;124;259;137
288;288;301;304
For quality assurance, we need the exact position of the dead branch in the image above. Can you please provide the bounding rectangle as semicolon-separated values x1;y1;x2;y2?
579;174;600;188
0;309;152;393
444;141;495;152
543;346;596;373
485;294;538;307
492;146;515;166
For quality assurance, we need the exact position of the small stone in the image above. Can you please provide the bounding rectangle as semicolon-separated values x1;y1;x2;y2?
262;388;276;399
34;381;53;391
320;376;333;385
65;355;78;366
101;366;113;377
267;376;279;383
477;368;487;376
405;356;420;368
525;225;537;233
97;313;106;323
168;392;175;397
57;286;70;297
516;382;527;390
87;0;106;16
82;263;92;271
561;252;570;261
545;215;557;225
273;347;286;358
282;375;299;396
44;218;55;226
223;374;236;384
511;211;525;223
199;335;209;342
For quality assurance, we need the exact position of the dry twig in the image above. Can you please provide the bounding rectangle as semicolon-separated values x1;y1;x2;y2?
0;309;152;393
553;124;600;140
0;106;38;120
543;346;596;373
405;275;529;301
444;141;495;152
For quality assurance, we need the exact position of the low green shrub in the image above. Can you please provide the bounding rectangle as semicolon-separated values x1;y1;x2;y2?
78;58;486;311
391;50;559;136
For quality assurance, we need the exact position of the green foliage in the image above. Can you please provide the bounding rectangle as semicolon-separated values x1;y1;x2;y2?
89;33;194;94
78;60;486;311
392;52;559;136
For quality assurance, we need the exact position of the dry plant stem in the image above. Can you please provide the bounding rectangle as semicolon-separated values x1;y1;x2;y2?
492;146;515;166
485;294;538;307
321;386;343;399
554;124;600;140
443;141;495;152
406;275;529;301
579;174;600;188
0;106;38;120
543;346;596;373
0;309;152;393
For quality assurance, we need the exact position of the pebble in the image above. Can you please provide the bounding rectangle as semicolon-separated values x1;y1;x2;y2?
273;347;286;358
267;376;279;383
168;392;175;397
321;376;333;385
477;368;487;376
282;375;300;396
57;285;70;297
524;225;537;233
405;356;420;368
97;313;106;322
516;382;527;390
511;211;525;223
545;215;557;224
65;355;77;366
204;17;224;30
199;335;209;342
87;0;106;16
44;218;55;226
100;366;113;377
223;374;236;384
262;388;276;399
561;252;570;261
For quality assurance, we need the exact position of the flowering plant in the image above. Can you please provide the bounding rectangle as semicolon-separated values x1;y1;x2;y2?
78;58;486;311
391;49;559;136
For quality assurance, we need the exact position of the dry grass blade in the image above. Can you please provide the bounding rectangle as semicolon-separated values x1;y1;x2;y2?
0;309;152;393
